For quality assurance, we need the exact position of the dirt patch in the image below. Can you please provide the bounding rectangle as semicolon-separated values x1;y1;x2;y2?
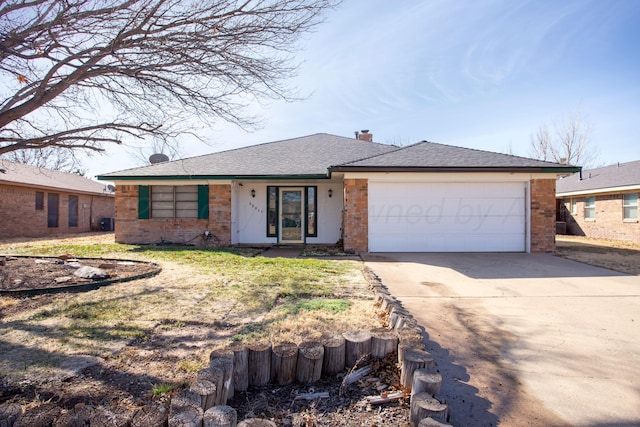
0;256;160;294
556;235;640;275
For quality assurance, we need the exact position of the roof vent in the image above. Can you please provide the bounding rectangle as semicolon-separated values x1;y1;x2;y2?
149;153;170;164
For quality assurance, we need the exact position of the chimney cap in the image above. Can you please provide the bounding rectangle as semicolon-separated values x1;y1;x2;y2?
361;129;369;133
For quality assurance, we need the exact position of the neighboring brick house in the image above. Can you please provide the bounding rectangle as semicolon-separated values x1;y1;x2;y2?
0;160;115;239
98;132;578;253
556;160;640;241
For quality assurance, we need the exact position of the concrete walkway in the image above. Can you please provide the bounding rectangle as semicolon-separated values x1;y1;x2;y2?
363;253;640;427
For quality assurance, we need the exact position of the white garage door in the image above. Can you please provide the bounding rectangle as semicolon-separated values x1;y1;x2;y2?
368;182;526;252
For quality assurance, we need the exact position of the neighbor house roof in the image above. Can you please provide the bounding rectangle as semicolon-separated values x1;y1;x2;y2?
556;160;640;196
98;133;578;181
332;140;577;172
0;160;113;196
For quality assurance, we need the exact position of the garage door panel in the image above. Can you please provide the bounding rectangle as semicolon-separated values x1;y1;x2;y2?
369;216;523;235
368;182;526;252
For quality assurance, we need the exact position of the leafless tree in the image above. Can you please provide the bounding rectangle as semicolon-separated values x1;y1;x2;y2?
0;0;338;157
530;114;598;167
2;145;84;172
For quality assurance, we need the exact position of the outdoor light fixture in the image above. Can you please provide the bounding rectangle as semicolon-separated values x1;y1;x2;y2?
251;189;256;198
328;189;333;198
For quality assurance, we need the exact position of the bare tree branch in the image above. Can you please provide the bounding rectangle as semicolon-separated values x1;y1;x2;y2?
0;0;339;158
529;113;598;167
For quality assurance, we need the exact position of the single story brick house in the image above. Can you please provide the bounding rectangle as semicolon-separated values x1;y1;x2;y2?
556;160;639;241
98;132;578;253
0;160;115;239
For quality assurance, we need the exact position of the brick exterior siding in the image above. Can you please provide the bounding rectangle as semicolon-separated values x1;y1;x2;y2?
0;183;114;239
343;178;369;253
559;192;640;241
530;179;557;253
114;184;232;245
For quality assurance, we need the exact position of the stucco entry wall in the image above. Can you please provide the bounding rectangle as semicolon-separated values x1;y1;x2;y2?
530;178;557;253
114;184;232;245
343;178;369;253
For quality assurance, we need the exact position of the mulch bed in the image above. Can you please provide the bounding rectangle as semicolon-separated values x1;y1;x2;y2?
0;255;161;295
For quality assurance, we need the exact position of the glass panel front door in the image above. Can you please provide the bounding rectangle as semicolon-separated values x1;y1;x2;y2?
280;188;304;243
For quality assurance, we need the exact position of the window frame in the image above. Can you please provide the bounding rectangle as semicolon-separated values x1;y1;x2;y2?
584;196;595;220
138;185;208;219
266;186;278;237
68;195;79;227
47;193;59;228
35;191;44;211
570;198;577;215
305;186;318;237
623;193;638;221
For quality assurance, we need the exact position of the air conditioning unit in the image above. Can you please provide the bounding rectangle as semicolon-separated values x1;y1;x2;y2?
100;217;115;231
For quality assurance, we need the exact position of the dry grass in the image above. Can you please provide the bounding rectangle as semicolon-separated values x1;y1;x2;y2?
556;235;640;275
0;233;380;385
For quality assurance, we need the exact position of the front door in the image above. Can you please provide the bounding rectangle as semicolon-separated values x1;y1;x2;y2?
279;188;304;243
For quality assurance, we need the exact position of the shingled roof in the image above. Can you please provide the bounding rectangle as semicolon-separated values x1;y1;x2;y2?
100;133;396;179
0;160;113;196
556;160;640;195
99;133;578;180
333;140;577;171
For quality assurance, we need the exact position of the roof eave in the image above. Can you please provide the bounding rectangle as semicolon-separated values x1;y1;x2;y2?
97;173;331;181
330;166;581;173
0;179;113;197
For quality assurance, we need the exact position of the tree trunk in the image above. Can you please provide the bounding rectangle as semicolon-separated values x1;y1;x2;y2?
296;341;324;384
190;379;217;412
271;342;298;386
248;341;272;387
0;403;21;427
228;343;249;393
389;306;410;328
418;417;452;426
197;367;225;406
343;330;372;368
237;419;277;427
370;327;398;359
210;357;234;404
131;402;168;427
410;393;449;426
53;406;93;426
412;369;442;397
171;390;203;413
397;327;423;343
169;405;204;427
401;349;434;389
203;405;237;427
398;341;425;364
321;334;345;376
210;349;235;400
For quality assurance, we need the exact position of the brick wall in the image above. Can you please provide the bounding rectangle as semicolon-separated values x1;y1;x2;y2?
114;184;232;245
560;192;640;241
530;179;557;253
343;178;368;253
0;183;114;239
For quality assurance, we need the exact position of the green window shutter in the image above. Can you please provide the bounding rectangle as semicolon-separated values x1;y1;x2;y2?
138;185;150;219
198;185;209;219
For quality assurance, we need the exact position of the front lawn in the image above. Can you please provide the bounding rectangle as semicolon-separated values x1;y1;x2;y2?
0;234;377;394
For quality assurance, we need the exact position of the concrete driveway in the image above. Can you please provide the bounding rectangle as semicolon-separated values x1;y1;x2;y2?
363;253;640;427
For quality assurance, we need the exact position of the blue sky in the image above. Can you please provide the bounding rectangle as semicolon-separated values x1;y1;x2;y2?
86;0;640;177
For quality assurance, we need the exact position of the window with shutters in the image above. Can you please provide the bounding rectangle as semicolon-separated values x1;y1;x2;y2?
138;185;208;219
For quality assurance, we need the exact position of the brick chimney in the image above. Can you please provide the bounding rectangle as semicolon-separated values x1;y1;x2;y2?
355;129;373;142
